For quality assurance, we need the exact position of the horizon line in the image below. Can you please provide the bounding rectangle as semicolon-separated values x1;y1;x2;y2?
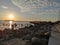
0;20;59;22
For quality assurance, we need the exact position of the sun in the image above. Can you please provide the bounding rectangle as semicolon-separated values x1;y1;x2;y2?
8;14;14;20
8;14;14;19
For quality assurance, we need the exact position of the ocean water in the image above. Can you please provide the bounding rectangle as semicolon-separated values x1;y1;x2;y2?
0;20;33;30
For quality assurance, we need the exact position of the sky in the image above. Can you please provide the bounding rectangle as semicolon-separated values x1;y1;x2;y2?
0;0;60;21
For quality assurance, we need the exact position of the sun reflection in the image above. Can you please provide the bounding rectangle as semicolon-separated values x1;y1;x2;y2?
9;21;13;29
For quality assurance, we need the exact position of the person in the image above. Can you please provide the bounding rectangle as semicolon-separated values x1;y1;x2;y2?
48;22;60;45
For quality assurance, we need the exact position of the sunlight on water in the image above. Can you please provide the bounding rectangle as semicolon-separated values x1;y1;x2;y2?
9;21;13;29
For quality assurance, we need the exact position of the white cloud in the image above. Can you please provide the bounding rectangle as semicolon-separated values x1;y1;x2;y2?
1;5;8;9
11;0;60;12
11;0;49;12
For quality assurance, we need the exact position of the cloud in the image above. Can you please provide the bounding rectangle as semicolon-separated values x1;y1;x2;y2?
1;5;8;9
11;0;60;21
11;0;60;12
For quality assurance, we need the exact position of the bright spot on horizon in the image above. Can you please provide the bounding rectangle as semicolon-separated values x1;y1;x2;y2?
8;14;14;20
